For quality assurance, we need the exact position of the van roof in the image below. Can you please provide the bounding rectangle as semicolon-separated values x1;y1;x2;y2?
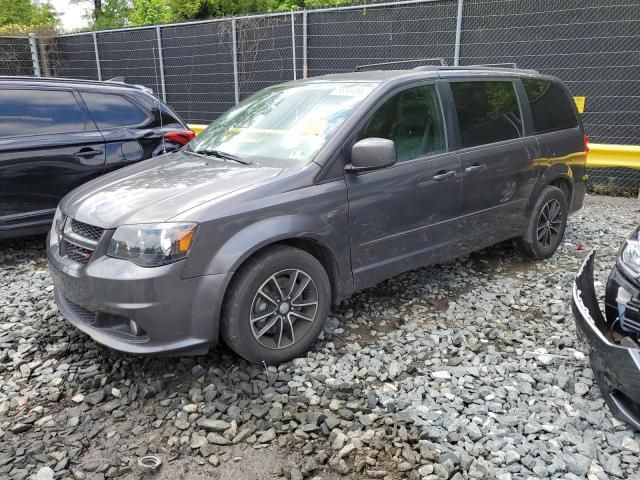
292;66;552;85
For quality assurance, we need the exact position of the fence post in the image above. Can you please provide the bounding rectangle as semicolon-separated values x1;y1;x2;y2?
231;18;239;104
302;10;308;78
291;12;297;81
28;33;41;77
92;32;102;81
155;26;167;102
453;0;464;66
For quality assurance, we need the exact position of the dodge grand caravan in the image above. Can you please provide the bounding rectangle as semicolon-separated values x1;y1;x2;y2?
48;66;587;364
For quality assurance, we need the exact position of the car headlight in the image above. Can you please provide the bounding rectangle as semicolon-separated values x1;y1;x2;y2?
107;223;197;267
621;238;640;276
52;207;66;234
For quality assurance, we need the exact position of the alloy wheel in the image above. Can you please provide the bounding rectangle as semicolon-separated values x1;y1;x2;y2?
250;269;319;349
536;199;563;248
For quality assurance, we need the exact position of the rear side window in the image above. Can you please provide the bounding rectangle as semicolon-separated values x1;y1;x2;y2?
451;81;523;148
0;89;86;137
82;92;148;128
358;84;446;163
522;79;578;134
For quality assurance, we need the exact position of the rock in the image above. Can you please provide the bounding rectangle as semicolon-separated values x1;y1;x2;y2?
201;419;231;432
191;433;207;449
174;419;190;430
83;390;105;405
9;423;32;434
257;428;276;443
36;467;55;480
206;433;231;445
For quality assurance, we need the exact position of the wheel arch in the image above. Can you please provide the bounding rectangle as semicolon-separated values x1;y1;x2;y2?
525;166;574;219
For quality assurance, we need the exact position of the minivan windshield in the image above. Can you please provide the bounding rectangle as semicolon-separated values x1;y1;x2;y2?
189;82;378;167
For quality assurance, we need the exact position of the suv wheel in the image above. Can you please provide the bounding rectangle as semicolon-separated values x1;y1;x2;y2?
222;245;331;364
516;185;568;260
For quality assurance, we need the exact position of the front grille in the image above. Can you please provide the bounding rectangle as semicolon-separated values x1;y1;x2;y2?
70;219;104;241
64;242;93;264
65;299;97;324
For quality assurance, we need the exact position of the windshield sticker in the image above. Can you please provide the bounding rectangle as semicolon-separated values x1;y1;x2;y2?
329;85;373;98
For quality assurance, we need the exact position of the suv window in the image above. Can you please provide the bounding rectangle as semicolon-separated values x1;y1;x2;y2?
522;79;578;134
451;81;523;148
358;84;446;163
0;89;86;137
82;92;148;128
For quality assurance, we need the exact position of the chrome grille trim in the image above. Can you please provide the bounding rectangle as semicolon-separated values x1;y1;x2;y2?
70;219;104;241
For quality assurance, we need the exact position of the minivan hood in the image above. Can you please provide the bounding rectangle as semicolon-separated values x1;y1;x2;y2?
61;151;283;228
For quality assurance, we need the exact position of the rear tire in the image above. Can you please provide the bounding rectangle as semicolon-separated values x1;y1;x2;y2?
221;245;331;365
516;185;568;260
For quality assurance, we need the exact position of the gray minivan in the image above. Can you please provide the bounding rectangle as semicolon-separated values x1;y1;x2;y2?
47;66;587;364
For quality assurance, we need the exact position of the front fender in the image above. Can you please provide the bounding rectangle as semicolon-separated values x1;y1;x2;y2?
201;214;340;275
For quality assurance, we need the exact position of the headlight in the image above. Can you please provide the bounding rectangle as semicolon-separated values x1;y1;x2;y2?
52;207;66;234
621;238;640;276
107;223;197;267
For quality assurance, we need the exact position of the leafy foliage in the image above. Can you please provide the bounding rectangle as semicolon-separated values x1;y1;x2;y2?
85;0;354;29
0;0;59;28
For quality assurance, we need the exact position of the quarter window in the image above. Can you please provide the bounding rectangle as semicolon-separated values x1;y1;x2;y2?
0;89;86;137
451;81;523;148
82;92;148;128
522;79;578;134
358;84;446;163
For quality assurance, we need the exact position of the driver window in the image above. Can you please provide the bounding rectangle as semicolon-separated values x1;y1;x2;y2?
358;84;446;163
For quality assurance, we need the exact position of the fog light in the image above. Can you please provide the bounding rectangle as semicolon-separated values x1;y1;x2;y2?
617;287;632;317
129;320;141;336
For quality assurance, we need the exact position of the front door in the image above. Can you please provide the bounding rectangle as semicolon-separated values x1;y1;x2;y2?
345;83;462;290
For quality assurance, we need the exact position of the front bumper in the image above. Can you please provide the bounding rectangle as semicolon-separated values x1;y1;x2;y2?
572;251;640;429
47;230;230;355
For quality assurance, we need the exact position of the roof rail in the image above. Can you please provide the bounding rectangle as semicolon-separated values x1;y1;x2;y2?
105;76;153;94
466;63;519;68
354;58;447;72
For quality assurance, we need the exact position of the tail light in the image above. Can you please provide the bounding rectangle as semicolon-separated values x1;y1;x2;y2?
584;134;589;153
164;130;196;146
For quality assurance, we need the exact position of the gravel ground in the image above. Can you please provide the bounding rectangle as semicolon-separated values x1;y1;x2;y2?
1;194;640;480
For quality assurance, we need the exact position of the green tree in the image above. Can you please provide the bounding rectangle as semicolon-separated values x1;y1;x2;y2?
0;0;58;27
89;0;131;29
129;0;171;25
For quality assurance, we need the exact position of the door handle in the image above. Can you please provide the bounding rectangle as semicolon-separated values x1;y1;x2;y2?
74;148;103;158
465;163;486;173
432;170;456;181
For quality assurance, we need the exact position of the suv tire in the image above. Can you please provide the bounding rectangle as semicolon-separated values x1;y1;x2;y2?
221;245;331;364
516;185;568;260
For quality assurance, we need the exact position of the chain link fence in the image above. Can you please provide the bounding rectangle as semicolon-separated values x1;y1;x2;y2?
1;0;639;194
0;36;34;76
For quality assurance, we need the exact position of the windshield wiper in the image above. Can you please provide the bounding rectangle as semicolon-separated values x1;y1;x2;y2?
192;148;252;165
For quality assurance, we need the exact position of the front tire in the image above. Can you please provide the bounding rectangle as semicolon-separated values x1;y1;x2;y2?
221;245;331;364
516;185;568;260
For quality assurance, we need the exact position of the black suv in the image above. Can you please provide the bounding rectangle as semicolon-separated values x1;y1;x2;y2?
0;77;193;239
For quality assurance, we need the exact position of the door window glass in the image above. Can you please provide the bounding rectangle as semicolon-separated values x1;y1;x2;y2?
358;84;446;163
0;89;86;137
522;79;578;134
451;81;523;148
82;92;148;128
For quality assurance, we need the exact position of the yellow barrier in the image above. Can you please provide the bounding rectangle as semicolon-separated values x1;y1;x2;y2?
189;124;208;135
588;143;640;170
188;124;639;171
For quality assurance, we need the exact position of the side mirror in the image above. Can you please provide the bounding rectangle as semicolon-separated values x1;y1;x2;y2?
345;137;396;173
